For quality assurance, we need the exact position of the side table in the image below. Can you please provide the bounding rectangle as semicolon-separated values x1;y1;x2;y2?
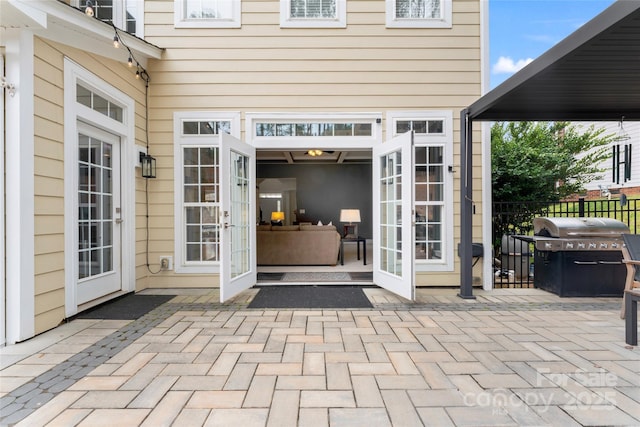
340;236;366;265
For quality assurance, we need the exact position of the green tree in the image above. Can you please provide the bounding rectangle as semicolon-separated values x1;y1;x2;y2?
492;121;612;203
491;121;613;249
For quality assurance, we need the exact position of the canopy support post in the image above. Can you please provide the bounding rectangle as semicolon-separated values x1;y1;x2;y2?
458;109;476;299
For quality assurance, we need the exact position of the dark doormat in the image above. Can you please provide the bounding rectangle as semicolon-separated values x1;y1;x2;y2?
248;286;373;309
349;272;373;281
75;294;176;320
257;272;285;281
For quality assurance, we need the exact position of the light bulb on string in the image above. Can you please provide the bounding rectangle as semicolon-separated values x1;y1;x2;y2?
84;0;94;16
128;56;133;67
113;34;120;48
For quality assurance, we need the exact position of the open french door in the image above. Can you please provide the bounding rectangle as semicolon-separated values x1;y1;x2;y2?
220;133;257;301
373;132;415;300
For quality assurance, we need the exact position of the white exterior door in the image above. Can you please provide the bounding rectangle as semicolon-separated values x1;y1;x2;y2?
77;124;122;304
220;133;257;301
373;132;415;300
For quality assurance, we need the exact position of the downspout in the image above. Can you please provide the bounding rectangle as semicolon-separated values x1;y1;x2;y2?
458;109;475;299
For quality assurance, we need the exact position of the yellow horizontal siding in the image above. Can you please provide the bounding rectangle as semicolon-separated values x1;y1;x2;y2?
35;271;66;295
140;0;483;289
34;234;65;256
32;37;150;335
34;307;65;337
153;83;478;97
150;71;479;85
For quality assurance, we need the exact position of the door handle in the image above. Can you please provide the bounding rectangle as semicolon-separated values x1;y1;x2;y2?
224;223;235;229
115;218;123;224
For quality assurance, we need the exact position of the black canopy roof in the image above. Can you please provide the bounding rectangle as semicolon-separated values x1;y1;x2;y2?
467;0;640;122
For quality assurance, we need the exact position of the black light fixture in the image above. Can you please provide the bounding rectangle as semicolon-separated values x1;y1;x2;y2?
140;153;156;179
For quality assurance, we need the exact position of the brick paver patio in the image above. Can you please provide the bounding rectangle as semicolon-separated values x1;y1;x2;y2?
1;288;638;426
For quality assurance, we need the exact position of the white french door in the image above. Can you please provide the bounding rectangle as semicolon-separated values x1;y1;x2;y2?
220;133;257;301
77;123;122;304
373;131;415;300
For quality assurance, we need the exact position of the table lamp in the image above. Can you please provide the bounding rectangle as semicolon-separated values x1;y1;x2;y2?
340;209;361;238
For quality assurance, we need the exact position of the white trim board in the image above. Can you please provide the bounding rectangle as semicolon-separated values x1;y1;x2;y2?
5;29;36;344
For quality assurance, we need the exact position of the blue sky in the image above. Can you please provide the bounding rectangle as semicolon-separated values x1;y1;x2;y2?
490;0;616;88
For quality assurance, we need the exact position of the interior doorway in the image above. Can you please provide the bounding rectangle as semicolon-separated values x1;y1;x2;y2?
255;148;373;283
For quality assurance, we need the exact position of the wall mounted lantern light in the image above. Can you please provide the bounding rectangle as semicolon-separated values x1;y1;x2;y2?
140;153;156;178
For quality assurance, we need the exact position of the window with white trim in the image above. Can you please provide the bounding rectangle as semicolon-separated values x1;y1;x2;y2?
255;121;372;138
388;111;453;271
77;84;124;122
281;0;346;28
174;113;240;273
175;0;241;28
386;0;452;28
75;0;143;36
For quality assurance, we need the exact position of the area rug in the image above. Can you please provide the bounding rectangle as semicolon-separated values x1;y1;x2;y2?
282;272;352;282
76;294;176;320
248;286;373;309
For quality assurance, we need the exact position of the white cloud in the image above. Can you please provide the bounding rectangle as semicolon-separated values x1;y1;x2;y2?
492;56;534;74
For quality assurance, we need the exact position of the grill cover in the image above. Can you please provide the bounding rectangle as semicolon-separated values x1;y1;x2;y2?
533;217;630;238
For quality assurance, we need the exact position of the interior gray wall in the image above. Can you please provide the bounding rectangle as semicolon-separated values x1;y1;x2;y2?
257;163;372;238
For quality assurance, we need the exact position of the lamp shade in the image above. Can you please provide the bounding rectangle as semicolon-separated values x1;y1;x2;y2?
271;211;285;221
340;209;361;223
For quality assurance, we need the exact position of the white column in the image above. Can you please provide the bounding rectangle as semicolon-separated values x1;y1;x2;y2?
1;54;6;346
5;29;35;344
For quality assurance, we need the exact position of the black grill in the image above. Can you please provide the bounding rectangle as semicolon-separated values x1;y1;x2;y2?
531;217;629;297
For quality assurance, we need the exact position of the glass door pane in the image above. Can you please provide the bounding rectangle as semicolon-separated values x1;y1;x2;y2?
78;134;114;281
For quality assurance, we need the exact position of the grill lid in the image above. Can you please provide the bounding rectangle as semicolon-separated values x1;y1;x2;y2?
533;217;630;238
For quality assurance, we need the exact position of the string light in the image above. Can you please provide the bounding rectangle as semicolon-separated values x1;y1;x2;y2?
82;1;150;84
110;25;150;85
84;0;94;17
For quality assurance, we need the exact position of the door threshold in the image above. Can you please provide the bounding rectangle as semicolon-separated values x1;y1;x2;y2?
256;281;375;287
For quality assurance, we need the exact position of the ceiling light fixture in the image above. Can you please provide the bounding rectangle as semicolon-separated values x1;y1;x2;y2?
307;149;323;157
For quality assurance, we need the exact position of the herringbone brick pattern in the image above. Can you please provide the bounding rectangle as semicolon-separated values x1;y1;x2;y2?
1;288;638;426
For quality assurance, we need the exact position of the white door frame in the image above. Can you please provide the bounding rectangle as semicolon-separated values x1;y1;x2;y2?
64;59;136;316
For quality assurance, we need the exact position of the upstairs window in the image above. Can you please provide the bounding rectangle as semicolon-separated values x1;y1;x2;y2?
175;0;241;28
281;0;346;28
76;0;142;36
386;0;452;28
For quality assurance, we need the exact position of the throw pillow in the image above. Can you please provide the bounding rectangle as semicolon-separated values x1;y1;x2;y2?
317;220;323;226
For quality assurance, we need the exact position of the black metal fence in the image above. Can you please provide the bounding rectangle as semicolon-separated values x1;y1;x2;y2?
493;197;638;288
